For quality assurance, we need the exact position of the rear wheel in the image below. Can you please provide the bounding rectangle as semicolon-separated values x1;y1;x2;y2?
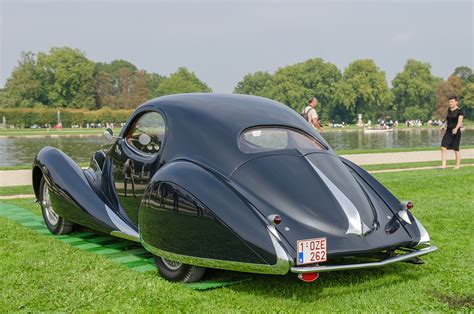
154;256;206;283
39;177;75;235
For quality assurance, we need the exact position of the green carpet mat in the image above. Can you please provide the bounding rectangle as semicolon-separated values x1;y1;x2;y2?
0;201;251;290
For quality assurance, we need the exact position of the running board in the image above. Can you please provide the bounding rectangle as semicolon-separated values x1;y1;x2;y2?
290;246;438;273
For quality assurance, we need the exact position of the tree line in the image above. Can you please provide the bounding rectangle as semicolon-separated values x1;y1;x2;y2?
0;47;211;110
235;59;473;122
1;47;473;122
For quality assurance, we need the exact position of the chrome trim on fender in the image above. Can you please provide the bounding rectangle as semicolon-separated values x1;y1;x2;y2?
141;229;291;275
267;225;281;241
413;216;431;248
305;156;369;236
290;246;438;273
105;205;140;239
397;209;411;224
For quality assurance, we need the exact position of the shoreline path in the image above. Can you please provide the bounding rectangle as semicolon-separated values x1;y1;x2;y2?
1;149;473;188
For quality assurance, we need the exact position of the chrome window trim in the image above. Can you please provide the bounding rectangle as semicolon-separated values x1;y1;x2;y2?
124;111;166;157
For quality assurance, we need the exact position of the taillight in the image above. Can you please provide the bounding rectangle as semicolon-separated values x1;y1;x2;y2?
406;201;414;210
267;214;282;225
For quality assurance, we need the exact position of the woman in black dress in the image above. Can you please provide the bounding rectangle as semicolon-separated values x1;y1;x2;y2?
440;96;464;169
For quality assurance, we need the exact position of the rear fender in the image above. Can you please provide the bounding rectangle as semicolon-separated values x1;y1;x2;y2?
340;157;424;246
139;160;291;274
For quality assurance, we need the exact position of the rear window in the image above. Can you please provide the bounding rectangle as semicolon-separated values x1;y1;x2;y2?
238;127;326;153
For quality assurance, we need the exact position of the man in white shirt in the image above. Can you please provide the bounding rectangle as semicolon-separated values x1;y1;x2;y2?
302;97;323;131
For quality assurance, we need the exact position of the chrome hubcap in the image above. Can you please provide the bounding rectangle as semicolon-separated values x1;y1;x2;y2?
42;183;59;225
161;258;182;270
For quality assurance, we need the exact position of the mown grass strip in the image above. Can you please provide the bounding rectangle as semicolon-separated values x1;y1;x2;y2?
0;201;251;292
0;185;34;196
0;202;156;269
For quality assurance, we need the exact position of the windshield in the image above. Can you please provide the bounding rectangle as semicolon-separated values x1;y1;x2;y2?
238;127;326;153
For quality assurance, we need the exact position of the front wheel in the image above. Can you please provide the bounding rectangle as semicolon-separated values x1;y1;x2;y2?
39;177;75;235
154;256;206;283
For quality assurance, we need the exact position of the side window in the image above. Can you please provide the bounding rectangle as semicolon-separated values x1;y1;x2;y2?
126;112;166;155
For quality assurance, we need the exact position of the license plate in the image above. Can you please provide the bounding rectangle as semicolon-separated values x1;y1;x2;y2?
297;237;327;265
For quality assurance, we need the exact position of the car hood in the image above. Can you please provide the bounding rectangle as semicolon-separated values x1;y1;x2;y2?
229;151;412;256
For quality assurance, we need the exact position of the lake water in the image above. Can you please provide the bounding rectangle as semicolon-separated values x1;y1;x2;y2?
1;129;473;166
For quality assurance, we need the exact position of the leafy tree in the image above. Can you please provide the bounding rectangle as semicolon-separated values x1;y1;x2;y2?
154;67;212;97
452;66;472;80
0;89;6;107
37;47;96;109
3;52;44;107
95;59;138;93
234;71;274;97
130;70;150;108
95;61;161;108
271;59;342;118
392;59;440;120
335;59;392;122
94;70;115;108
146;72;166;98
234;59;342;122
461;82;474;119
433;75;462;119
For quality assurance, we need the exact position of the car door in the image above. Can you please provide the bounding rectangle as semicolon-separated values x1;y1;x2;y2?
112;111;167;226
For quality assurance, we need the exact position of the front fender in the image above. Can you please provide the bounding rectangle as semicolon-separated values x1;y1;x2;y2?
139;160;291;274
33;146;116;233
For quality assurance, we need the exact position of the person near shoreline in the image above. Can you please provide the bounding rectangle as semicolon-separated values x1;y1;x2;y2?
440;96;464;169
302;97;323;132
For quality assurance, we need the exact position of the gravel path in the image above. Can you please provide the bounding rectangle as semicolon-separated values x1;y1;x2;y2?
0;170;32;187
340;148;474;165
0;194;35;199
1;149;473;187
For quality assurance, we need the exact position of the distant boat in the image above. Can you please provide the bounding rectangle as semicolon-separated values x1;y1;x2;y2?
364;127;393;134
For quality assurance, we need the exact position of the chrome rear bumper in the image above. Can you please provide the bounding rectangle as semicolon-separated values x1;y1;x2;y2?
291;246;438;273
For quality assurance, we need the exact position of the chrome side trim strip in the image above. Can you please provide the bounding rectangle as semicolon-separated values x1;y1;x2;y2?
141;230;291;275
290;246;438;273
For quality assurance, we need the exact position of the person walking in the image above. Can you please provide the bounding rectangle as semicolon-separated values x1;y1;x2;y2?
302;97;323;132
440;96;464;169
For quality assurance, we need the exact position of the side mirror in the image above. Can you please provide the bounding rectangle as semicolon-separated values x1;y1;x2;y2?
104;128;114;141
138;133;151;146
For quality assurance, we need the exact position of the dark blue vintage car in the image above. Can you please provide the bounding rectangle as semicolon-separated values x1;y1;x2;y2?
33;94;436;282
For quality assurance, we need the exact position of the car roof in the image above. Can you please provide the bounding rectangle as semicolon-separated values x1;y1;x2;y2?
136;93;329;176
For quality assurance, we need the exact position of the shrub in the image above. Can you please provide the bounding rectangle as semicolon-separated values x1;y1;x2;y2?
0;108;133;128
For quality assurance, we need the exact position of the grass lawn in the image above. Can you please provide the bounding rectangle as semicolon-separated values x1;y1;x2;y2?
361;158;474;171
0;185;33;196
0;168;473;311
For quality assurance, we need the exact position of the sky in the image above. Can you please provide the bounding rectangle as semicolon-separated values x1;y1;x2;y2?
0;0;473;93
